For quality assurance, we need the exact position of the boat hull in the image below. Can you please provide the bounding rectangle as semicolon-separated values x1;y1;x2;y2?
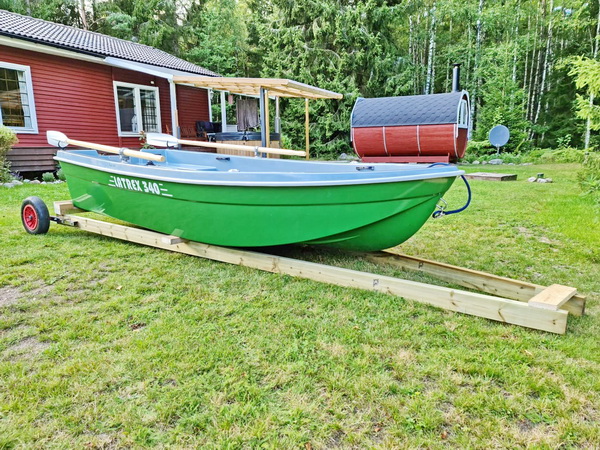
57;152;459;251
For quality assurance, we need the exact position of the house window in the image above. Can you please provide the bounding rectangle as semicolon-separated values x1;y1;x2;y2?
114;82;161;136
458;99;469;129
0;62;38;133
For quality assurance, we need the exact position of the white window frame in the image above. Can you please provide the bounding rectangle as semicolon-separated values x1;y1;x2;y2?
0;61;38;134
113;81;161;137
457;99;469;129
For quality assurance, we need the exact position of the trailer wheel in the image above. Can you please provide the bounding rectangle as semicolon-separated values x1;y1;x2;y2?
21;196;50;235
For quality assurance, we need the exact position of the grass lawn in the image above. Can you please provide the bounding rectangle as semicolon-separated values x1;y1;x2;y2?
0;163;599;448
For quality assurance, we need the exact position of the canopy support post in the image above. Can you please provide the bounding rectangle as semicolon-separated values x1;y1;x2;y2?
168;79;180;140
305;98;310;160
220;90;227;131
208;88;213;122
275;96;281;133
265;89;271;148
259;87;267;147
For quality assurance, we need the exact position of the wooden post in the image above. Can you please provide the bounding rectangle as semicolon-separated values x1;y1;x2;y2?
259;87;267;148
265;89;271;148
168;80;180;140
208;88;213;122
173;109;180;140
220;90;227;131
275;96;281;133
305;98;310;160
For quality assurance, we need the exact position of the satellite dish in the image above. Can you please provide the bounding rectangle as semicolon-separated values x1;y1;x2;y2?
489;125;510;152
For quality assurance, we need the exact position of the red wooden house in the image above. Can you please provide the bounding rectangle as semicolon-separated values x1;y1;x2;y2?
0;10;217;172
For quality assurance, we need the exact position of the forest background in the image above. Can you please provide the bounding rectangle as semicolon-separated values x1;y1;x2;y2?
1;0;599;158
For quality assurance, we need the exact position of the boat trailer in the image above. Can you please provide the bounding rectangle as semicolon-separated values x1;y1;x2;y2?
21;198;585;335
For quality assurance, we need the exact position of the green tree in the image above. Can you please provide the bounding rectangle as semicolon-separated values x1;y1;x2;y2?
568;57;600;133
181;0;250;76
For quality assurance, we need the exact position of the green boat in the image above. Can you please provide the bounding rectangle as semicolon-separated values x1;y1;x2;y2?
46;132;466;252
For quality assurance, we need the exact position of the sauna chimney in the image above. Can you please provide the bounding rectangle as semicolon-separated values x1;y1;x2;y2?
452;63;461;92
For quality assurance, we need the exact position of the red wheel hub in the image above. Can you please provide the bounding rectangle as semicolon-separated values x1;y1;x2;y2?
23;204;38;231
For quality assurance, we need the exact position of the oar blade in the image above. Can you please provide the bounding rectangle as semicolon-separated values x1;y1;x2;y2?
145;133;179;148
47;130;69;148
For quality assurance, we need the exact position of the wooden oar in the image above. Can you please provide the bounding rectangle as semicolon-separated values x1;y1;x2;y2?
145;132;306;157
46;131;165;163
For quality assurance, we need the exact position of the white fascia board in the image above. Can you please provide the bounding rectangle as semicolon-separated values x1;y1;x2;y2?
104;57;173;80
0;35;106;64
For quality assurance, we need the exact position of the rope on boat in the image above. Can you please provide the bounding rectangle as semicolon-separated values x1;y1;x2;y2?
428;162;472;218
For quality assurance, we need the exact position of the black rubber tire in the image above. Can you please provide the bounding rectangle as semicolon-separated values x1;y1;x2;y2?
21;196;50;235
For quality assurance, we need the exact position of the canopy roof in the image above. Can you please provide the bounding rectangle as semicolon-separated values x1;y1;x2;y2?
172;76;343;100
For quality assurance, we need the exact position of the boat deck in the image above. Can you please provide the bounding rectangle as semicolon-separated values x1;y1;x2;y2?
55;149;464;187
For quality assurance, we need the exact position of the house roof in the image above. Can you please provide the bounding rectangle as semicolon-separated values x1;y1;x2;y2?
351;91;468;127
0;9;218;77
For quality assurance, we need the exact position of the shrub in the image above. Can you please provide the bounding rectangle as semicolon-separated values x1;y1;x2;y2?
460;148;543;165
466;140;495;157
538;148;586;164
42;172;56;182
56;168;66;181
0;126;18;183
578;152;600;207
139;131;155;150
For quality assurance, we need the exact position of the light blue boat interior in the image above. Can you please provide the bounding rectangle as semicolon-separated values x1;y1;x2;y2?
55;149;464;187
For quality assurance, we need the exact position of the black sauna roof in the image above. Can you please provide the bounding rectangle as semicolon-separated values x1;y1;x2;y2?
351;91;467;128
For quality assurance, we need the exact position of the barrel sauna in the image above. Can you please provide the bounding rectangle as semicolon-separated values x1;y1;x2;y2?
351;90;470;163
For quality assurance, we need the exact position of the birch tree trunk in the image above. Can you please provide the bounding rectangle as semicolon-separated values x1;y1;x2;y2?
79;0;88;30
409;15;416;94
526;13;538;123
425;4;437;95
584;0;600;149
512;12;519;85
528;7;545;138
470;0;484;126
523;14;530;118
533;0;553;128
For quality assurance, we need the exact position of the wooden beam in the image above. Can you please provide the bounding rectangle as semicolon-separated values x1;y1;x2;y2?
220;91;227;131
175;139;305;157
365;251;585;316
464;172;518;182
259;87;267;147
529;284;577;311
361;156;451;163
171;76;343;99
305;98;310;160
57;215;569;334
275;97;281;133
161;235;186;245
265;89;271;148
53;200;83;216
267;86;328;100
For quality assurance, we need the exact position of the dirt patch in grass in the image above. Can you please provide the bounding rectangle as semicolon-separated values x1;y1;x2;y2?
27;284;54;298
1;284;54;305
8;336;50;359
517;226;560;246
0;286;21;307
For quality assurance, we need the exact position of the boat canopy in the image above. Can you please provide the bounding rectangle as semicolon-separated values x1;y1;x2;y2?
172;76;343;156
172;76;343;100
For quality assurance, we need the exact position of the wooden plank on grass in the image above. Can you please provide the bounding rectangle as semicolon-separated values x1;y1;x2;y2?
62;215;569;334
528;284;577;311
463;172;517;181
366;251;585;317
